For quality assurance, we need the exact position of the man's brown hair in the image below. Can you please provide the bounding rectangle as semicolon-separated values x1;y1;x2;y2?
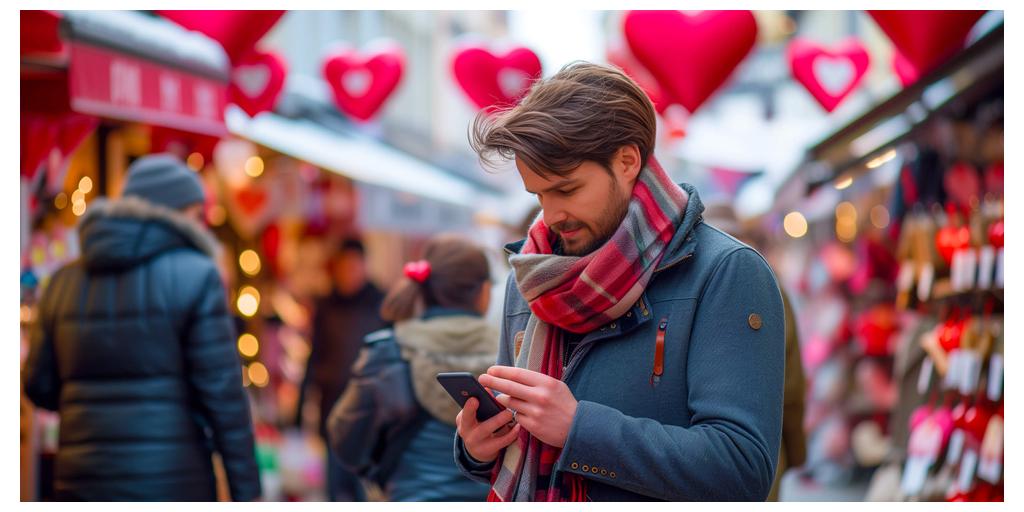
469;61;657;178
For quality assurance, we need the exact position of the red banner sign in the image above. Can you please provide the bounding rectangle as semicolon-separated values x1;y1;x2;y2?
68;43;228;136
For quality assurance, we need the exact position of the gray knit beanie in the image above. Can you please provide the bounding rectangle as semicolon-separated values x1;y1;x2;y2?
121;153;206;210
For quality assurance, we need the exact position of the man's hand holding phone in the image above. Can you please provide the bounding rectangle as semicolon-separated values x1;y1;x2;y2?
455;397;521;463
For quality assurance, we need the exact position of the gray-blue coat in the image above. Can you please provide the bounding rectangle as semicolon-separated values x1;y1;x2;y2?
454;184;785;501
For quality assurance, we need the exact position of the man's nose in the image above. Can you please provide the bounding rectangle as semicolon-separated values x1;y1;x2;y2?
542;202;567;228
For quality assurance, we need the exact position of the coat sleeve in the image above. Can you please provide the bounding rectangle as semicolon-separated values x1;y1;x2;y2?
326;346;381;476
22;270;65;411
453;274;516;482
183;263;262;502
554;248;785;501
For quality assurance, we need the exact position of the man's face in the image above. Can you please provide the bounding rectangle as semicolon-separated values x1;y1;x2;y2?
517;158;632;256
332;249;367;296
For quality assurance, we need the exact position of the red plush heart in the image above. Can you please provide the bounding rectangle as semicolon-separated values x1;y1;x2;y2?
868;11;987;78
230;50;287;117
323;42;405;122
964;403;993;441
936;223;970;265
944;161;981;207
235;187;268;218
787;37;870;113
937;316;964;353
988;219;1003;248
606;41;671;114
624;10;758;114
451;44;542;111
158;10;286;63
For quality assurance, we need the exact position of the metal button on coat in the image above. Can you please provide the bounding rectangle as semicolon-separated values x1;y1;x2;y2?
610;471;617;478
591;466;599;474
571;462;579;470
582;465;590;472
748;313;762;330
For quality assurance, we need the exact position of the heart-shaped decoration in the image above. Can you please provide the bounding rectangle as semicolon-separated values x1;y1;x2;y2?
787;37;870;112
403;260;431;283
322;42;405;122
229;50;287;117
451;44;542;111
606;41;672;114
988;219;1003;248
937;222;971;266
158;10;286;63
624;10;758;114
868;11;987;78
235;187;268;217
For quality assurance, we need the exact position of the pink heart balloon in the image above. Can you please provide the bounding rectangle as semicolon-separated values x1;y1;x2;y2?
869;10;986;77
229;50;287;117
451;44;542;111
158;10;286;63
787;37;870;113
605;41;672;115
624;10;758;114
322;42;405;122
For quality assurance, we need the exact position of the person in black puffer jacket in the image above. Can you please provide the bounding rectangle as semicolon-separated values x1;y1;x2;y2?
22;154;261;501
327;234;496;501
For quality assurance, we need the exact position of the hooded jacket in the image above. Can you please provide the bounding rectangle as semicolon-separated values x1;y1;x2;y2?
22;196;261;501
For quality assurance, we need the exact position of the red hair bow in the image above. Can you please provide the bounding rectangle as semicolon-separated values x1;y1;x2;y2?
403;260;431;283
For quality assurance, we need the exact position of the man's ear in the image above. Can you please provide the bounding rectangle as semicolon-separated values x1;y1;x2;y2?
615;144;643;183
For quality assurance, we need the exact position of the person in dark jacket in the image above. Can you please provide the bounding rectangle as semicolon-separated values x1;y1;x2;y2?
327;234;495;501
453;62;785;501
295;237;385;501
22;154;261;501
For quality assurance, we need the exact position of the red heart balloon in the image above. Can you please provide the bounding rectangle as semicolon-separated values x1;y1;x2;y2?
229;50;287;117
605;41;671;115
624;10;758;114
868;11;986;77
322;42;405;122
787;37;870;113
451;44;542;111
158;10;286;63
235;187;268;217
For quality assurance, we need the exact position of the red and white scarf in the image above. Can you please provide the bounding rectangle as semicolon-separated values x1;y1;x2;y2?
488;158;689;501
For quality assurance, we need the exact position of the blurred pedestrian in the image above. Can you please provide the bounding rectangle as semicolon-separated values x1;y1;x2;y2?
22;154;261;501
327;234;496;501
453;62;786;501
702;199;807;501
294;237;385;501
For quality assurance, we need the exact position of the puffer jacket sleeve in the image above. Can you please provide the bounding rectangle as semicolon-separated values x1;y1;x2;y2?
555;247;785;501
183;262;262;501
22;268;66;411
326;343;383;476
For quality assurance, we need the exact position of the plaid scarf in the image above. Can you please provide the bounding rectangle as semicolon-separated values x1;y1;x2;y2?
487;158;689;501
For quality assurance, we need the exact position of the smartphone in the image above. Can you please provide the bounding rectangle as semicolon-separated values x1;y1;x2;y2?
436;372;507;422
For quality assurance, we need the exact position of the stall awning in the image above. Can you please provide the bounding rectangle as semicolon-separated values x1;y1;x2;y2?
58;10;231;136
225;107;494;210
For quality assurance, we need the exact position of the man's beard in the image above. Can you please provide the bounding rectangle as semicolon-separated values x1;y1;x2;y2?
554;181;630;256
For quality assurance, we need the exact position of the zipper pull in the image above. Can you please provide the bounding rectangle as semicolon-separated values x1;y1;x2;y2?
651;318;667;386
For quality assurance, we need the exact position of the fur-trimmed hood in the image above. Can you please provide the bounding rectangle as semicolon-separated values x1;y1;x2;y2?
78;196;220;272
395;315;499;426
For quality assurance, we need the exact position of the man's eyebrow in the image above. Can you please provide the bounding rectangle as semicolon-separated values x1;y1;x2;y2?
525;178;578;195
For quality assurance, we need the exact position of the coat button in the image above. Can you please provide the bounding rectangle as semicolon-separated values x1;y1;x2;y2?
610;323;616;329
626;311;632;317
571;462;579;470
582;465;590;472
600;469;607;475
748;313;762;330
591;466;599;474
610;471;617;478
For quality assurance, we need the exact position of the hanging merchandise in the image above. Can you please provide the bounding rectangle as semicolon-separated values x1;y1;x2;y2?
787;37;870;113
322;40;405;121
451;41;542;112
868;11;986;83
623;10;758;114
230;49;288;118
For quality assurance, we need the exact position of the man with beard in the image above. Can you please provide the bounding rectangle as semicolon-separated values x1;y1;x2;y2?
452;62;786;501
